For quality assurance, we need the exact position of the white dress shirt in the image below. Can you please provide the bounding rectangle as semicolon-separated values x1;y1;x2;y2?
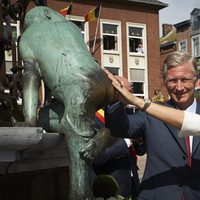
179;99;197;153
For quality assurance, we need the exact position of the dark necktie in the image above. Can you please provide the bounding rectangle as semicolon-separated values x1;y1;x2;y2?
180;137;192;200
185;136;192;167
129;146;137;161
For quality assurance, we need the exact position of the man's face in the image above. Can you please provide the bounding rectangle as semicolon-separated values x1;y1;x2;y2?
165;61;197;110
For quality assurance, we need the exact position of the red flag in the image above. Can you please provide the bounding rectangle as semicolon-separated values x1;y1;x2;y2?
59;3;72;16
84;6;100;22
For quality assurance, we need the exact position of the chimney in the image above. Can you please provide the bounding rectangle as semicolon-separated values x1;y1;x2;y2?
162;24;173;37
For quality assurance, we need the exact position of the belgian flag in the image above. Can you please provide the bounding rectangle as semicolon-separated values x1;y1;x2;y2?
95;109;105;125
84;6;100;22
59;3;72;16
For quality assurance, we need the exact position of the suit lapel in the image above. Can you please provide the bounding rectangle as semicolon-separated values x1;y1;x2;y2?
165;123;186;155
192;102;200;155
161;100;200;156
163;100;186;155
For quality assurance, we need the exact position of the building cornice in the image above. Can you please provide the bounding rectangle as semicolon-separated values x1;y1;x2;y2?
55;0;167;10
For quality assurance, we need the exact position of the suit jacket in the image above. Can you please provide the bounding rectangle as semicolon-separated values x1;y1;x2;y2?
105;100;200;200
93;138;140;199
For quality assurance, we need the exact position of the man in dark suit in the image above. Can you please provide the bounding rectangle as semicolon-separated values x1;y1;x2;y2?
105;51;200;200
93;108;145;199
93;76;146;199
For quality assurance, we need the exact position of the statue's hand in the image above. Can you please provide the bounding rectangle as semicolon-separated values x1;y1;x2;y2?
79;138;97;160
79;128;116;161
11;116;32;127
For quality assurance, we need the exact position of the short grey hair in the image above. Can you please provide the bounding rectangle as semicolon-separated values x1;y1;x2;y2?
163;51;198;84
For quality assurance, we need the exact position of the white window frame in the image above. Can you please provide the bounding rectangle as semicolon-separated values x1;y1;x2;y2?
127;24;145;55
101;20;121;54
100;19;122;75
178;39;187;53
129;70;145;98
126;23;147;98
192;35;200;58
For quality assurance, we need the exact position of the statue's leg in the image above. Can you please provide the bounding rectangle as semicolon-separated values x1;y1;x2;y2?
22;59;41;126
39;97;95;199
59;113;94;200
48;73;113;199
54;80;98;200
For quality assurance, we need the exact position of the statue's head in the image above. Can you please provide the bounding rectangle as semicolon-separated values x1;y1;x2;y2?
24;6;66;29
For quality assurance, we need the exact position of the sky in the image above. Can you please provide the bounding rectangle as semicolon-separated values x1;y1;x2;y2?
159;0;199;36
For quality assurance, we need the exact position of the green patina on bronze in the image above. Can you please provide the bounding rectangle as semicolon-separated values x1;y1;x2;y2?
19;6;114;200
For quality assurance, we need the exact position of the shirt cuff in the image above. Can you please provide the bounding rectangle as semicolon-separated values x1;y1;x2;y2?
179;111;200;137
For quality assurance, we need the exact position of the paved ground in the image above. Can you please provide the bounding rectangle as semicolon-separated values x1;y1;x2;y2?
137;154;147;180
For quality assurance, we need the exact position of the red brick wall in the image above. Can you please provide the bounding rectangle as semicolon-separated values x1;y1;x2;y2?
146;11;162;98
176;26;192;55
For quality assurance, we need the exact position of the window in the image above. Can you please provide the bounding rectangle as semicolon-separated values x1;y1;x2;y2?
130;68;145;97
103;23;119;51
127;23;146;98
101;21;121;75
128;26;144;53
193;37;200;57
178;40;187;52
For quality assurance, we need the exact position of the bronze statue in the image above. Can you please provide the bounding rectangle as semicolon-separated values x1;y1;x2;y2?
18;6;114;199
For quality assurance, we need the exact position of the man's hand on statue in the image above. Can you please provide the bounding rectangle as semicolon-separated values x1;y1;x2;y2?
102;67;135;106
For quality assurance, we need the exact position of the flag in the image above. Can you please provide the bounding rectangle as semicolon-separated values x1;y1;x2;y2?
95;109;105;124
59;3;72;16
85;6;100;22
